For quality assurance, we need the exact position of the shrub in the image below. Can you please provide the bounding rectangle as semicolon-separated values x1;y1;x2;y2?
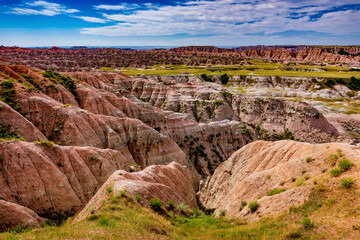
0;80;16;109
266;175;271;180
88;205;95;214
219;209;227;217
249;201;259;213
239;201;247;211
89;156;99;161
133;163;139;168
266;188;286;196
302;218;314;229
192;208;204;218
320;167;327;173
135;195;142;202
303;174;310;180
305;157;312;163
201;74;212;82
105;186;113;195
177;203;190;215
330;168;342;177
119;189;126;197
42;70;77;96
341;177;356;189
337;149;344;157
329;154;338;166
214;99;223;108
168;200;175;210
338;158;353;172
149;198;163;211
296;178;304;187
220;73;229;85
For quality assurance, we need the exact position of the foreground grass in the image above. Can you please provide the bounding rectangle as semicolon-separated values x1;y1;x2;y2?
0;196;301;240
120;64;360;79
2;170;360;240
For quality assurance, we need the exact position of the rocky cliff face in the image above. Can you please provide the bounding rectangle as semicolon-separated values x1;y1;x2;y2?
198;140;360;221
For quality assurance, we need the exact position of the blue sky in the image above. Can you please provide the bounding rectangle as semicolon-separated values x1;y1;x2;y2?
0;0;360;47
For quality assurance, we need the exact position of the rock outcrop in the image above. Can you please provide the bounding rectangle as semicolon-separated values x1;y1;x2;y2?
75;162;197;222
0;200;45;232
198;140;360;221
0;141;135;218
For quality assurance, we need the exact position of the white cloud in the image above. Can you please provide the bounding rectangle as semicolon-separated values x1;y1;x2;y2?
76;16;108;23
93;4;140;11
81;0;360;37
11;0;79;16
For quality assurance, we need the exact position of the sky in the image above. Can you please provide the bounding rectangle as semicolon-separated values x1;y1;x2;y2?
0;0;360;47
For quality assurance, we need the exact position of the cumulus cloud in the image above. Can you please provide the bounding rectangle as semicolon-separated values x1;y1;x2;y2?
11;0;79;16
80;0;360;37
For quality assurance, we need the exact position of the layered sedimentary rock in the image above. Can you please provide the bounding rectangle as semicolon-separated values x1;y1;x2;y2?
0;46;359;72
0;141;135;218
75;162;197;222
198;140;360;221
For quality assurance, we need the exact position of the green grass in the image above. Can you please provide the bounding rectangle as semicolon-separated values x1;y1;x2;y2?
0;123;25;141
3;182;359;240
121;64;360;79
266;188;287;196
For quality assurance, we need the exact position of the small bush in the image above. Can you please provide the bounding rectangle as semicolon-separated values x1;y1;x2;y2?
305;157;312;163
329;154;338;166
192;208;204;218
248;201;259;213
89;156;99;161
105;186;113;195
341;177;356;189
303;174;310;180
149;198;163;211
337;149;344;157
119;189;126;197
266;188;286;196
266;175;271;180
302;218;314;229
135;195;142;202
168;200;175;210
330;168;342;177
177;203;190;215
219;209;227;217
239;201;247;211
88;205;95;214
220;73;229;85
338;158;353;172
296;178;304;187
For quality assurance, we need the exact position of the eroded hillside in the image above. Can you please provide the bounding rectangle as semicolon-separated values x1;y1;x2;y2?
0;63;359;234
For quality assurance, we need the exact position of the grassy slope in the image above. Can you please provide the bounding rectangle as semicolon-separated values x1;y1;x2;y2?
119;64;360;79
2;169;360;240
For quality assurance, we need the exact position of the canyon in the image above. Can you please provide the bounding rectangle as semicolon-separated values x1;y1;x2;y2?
0;45;360;239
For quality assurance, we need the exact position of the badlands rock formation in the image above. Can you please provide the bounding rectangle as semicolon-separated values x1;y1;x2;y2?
0;63;357;231
75;162;197;222
0;45;359;71
198;140;360;221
